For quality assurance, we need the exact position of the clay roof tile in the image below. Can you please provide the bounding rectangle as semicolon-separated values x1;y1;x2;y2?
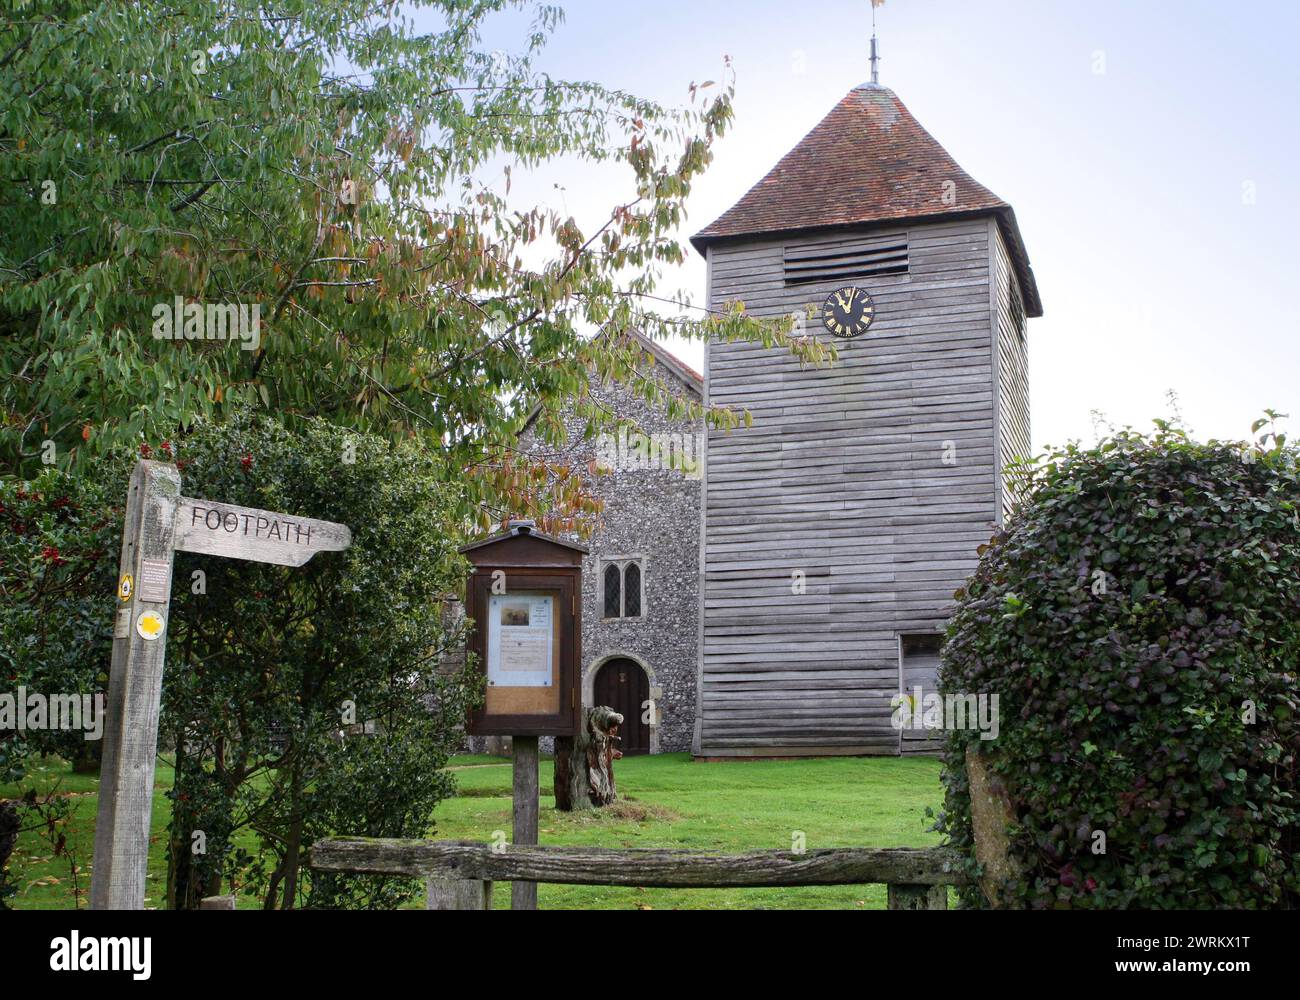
692;84;1042;317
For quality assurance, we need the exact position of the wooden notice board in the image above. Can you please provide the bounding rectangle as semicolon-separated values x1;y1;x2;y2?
461;523;585;738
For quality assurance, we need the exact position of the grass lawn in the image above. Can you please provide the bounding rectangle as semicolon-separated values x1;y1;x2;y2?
3;752;945;910
3;755;178;910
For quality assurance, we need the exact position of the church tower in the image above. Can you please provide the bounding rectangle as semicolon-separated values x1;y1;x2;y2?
691;82;1041;757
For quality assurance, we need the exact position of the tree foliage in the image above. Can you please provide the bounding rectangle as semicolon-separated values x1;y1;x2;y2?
1;0;827;531
938;420;1300;908
159;412;476;909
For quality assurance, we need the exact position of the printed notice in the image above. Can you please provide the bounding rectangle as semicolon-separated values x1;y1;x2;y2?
487;594;554;688
138;559;172;603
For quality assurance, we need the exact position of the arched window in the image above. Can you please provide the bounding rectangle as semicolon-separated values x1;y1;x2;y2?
623;563;642;617
601;558;644;619
603;563;622;619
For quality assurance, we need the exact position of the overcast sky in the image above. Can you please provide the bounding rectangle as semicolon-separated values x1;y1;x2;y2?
456;0;1300;450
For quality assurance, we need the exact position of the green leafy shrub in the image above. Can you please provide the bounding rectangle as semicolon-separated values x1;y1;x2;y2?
0;466;121;783
157;412;481;909
938;422;1300;908
0;466;122;906
4;414;481;909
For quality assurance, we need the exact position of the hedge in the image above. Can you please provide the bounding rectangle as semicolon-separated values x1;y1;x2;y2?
938;423;1300;908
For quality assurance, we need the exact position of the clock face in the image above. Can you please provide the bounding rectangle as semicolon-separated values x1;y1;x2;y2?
820;286;875;339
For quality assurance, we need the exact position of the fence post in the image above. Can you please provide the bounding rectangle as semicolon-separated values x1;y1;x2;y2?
426;877;493;910
511;735;539;910
887;883;948;910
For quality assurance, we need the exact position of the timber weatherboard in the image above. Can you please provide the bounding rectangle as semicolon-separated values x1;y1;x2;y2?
698;217;999;755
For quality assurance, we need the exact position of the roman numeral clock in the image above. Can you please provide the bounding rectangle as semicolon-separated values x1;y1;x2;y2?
821;285;875;338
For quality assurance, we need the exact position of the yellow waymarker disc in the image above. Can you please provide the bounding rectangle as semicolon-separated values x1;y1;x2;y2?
136;611;165;641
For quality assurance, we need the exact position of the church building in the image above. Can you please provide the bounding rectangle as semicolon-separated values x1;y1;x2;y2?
514;328;705;755
690;81;1041;757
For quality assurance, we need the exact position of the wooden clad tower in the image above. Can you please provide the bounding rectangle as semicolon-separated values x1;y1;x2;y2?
691;83;1041;757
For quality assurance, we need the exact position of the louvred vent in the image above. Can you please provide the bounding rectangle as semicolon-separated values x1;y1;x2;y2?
783;238;908;287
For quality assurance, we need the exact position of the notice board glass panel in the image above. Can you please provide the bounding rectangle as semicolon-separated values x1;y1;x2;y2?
484;589;561;716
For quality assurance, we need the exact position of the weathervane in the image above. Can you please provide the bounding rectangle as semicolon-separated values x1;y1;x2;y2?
870;0;885;85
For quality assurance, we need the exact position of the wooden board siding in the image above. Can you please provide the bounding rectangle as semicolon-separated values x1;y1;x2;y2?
992;221;1032;522
697;218;999;756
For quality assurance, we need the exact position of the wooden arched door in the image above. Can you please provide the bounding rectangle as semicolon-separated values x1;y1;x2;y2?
592;658;650;755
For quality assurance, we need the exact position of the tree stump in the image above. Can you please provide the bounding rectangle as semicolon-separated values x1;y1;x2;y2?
554;706;624;811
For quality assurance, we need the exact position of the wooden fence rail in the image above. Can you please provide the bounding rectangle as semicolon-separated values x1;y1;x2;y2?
310;838;969;910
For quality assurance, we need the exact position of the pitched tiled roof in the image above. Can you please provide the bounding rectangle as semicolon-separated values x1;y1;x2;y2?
692;84;1042;317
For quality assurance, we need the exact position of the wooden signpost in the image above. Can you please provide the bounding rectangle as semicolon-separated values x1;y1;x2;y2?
460;520;585;910
90;460;351;910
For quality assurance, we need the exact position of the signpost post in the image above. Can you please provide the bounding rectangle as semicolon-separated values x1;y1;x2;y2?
460;520;585;910
90;460;351;910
